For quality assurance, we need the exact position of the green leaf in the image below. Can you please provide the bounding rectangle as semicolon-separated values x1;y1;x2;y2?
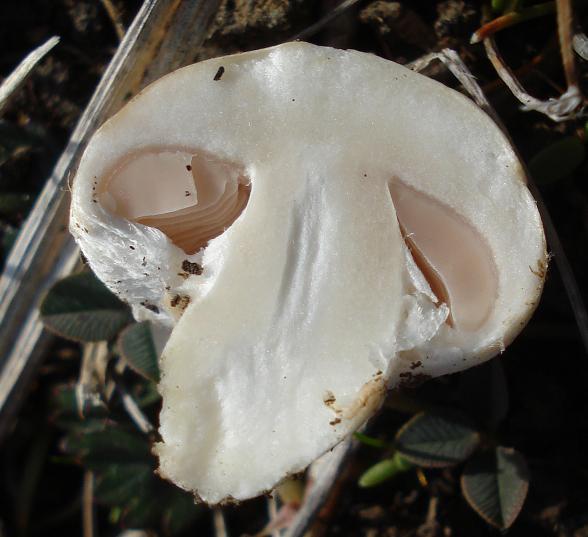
354;432;388;448
62;425;151;466
118;322;160;382
491;0;506;13
122;487;162;528
461;447;530;530
0;193;31;215
395;411;480;468
40;272;131;342
162;491;202;535
94;463;154;504
133;380;161;408
50;384;108;425
109;506;122;524
358;452;412;488
529;136;585;186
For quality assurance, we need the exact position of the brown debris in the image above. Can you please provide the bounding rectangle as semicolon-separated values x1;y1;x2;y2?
182;259;204;275
323;390;336;406
398;371;432;389
214;66;225;80
170;294;191;311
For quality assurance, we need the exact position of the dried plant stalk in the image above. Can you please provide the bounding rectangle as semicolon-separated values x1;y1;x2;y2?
556;0;578;90
285;439;355;537
0;36;60;116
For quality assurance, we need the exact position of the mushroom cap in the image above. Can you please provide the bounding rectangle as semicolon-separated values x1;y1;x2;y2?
70;42;546;504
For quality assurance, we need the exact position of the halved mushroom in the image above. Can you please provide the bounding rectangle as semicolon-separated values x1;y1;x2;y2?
70;42;546;504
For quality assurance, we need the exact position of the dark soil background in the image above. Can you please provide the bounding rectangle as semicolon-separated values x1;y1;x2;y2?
1;1;588;536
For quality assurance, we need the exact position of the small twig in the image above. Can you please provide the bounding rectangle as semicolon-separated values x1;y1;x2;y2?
99;0;126;41
289;0;363;41
419;496;439;534
0;36;59;116
76;341;109;418
82;471;95;537
213;508;228;537
267;495;281;537
409;50;490;112
104;357;126;401
471;1;555;44
556;0;578;89
416;468;428;487
118;385;154;434
484;37;583;121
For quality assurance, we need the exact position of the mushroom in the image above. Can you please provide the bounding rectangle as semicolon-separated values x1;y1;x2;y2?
70;42;546;504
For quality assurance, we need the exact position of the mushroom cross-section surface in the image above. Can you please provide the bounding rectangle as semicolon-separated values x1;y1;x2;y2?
70;42;546;504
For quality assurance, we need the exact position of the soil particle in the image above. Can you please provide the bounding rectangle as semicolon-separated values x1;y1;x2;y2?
170;294;191;311
323;390;336;405
140;301;159;314
398;371;431;389
197;0;314;59
434;0;478;41
181;259;203;275
214;65;225;80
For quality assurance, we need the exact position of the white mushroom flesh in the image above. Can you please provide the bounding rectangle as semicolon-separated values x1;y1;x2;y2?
69;43;546;504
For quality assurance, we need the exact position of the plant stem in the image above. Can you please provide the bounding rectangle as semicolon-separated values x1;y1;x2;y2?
556;0;578;89
99;0;126;41
82;471;95;537
471;2;556;43
213;508;228;537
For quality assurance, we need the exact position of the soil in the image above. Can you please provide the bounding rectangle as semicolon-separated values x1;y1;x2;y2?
1;1;588;536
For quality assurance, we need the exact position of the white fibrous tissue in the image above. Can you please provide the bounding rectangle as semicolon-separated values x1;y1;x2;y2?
70;42;547;504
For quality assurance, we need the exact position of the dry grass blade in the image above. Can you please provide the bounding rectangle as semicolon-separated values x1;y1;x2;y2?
118;385;154;434
289;0;363;41
0;36;59;116
484;37;583;121
0;0;221;443
284;438;354;537
409;49;490;112
529;194;588;356
479;0;584;122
